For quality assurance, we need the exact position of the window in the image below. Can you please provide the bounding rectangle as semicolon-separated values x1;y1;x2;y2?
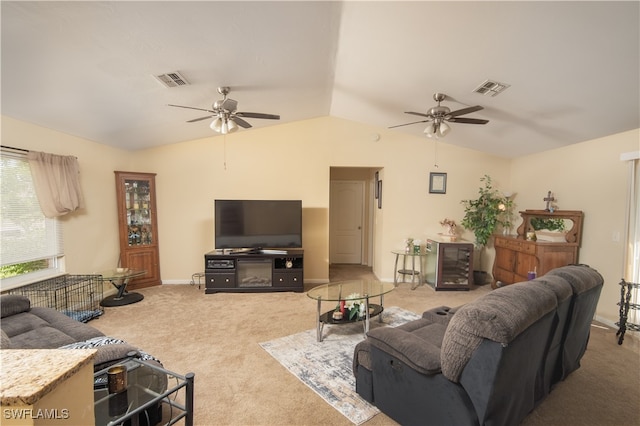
0;150;64;290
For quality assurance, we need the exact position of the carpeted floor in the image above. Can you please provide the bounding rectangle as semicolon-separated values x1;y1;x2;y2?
91;265;640;425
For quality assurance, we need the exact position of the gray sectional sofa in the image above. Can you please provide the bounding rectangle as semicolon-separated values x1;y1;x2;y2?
353;264;603;426
0;294;166;391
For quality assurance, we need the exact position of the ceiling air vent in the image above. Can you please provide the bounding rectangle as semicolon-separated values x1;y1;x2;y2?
473;79;510;97
154;71;189;88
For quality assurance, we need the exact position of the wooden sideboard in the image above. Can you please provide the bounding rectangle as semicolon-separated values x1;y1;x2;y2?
492;210;583;288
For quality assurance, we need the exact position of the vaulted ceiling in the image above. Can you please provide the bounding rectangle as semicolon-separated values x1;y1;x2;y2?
2;1;639;158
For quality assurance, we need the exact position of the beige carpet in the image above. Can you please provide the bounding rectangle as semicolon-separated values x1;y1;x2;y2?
91;265;640;425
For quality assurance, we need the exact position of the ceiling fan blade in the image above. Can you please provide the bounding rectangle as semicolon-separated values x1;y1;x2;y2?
404;111;431;118
447;105;484;118
448;117;489;125
236;112;280;120
168;104;215;114
389;119;431;129
233;117;252;128
187;115;216;123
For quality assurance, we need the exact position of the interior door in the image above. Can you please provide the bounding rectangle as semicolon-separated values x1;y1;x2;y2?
330;181;364;264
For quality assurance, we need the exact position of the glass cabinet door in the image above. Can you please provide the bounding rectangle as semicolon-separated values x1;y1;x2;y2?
124;179;153;246
115;171;161;289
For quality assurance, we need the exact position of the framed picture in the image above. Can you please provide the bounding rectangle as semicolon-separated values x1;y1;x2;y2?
429;172;447;194
377;180;382;208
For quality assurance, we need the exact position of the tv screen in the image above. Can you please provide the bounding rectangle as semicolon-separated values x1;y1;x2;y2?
215;200;302;249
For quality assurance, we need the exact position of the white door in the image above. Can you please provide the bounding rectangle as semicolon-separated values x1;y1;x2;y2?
330;181;364;264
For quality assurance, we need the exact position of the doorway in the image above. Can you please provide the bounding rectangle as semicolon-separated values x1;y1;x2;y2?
329;167;379;266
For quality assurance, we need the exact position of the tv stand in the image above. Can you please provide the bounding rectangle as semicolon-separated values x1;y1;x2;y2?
204;249;303;294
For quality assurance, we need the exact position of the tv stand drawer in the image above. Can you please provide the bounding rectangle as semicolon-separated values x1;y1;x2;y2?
273;271;303;287
205;273;236;289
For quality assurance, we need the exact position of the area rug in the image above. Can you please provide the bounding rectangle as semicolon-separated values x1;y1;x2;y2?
259;306;420;425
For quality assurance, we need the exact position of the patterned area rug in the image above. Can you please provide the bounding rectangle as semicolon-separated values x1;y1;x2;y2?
259;306;420;425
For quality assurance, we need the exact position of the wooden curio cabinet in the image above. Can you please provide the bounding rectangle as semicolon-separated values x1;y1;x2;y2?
115;171;161;289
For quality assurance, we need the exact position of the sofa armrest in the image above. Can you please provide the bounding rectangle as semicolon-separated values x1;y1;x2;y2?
366;323;446;375
422;305;460;325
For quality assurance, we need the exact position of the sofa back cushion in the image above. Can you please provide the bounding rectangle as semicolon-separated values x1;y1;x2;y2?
441;281;558;382
1;295;31;318
545;264;604;377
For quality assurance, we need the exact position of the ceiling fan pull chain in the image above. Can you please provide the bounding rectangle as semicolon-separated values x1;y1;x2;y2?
434;140;439;168
223;134;228;171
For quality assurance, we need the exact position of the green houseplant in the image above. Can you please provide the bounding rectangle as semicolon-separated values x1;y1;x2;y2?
460;175;513;284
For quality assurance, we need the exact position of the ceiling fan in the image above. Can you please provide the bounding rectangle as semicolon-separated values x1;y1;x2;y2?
168;86;280;134
390;93;488;138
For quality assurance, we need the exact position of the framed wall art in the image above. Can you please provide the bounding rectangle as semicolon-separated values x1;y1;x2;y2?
429;172;447;194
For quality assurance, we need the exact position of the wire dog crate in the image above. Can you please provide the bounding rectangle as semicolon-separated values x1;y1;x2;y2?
9;274;103;322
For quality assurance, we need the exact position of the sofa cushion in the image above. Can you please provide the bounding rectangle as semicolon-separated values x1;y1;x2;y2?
546;264;604;295
30;307;103;342
366;320;447;375
1;312;50;337
531;274;573;303
8;326;78;349
441;281;558;382
1;294;31;318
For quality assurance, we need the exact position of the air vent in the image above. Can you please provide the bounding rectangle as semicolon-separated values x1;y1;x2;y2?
473;79;510;97
154;71;190;88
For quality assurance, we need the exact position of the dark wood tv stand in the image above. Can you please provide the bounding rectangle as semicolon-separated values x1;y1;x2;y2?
204;249;303;294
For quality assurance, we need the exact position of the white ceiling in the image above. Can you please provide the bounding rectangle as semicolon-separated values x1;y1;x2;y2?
2;1;639;158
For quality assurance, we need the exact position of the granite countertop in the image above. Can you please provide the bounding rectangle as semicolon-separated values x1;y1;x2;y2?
0;349;96;406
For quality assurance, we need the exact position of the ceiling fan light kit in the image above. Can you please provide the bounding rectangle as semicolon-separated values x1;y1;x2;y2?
210;117;238;134
391;92;488;138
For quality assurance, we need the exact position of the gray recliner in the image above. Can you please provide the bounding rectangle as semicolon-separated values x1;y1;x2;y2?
353;264;603;426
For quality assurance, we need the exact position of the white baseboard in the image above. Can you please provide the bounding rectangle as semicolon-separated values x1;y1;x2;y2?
162;280;193;285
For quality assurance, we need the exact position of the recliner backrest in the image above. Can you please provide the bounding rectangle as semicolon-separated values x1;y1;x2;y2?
545;265;604;378
440;281;558;382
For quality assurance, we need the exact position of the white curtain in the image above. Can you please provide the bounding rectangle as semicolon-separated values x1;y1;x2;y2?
624;157;639;326
27;151;84;218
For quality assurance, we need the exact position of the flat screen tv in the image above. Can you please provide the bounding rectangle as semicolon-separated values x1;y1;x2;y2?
215;200;302;249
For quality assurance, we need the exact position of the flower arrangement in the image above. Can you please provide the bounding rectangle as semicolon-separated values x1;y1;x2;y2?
336;293;366;320
439;218;457;236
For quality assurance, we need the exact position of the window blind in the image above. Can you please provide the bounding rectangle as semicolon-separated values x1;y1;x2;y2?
0;151;63;267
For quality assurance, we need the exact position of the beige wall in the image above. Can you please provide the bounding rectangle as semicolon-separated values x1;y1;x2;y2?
3;115;636;325
510;128;640;325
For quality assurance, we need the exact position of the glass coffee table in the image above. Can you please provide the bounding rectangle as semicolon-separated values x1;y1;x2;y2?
307;280;395;342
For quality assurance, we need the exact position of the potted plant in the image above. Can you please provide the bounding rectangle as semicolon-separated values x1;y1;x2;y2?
460;175;513;285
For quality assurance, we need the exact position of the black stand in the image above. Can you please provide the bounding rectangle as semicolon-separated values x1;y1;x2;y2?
100;276;144;307
100;292;144;307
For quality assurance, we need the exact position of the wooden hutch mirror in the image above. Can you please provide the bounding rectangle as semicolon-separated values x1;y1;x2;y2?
515;210;584;244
